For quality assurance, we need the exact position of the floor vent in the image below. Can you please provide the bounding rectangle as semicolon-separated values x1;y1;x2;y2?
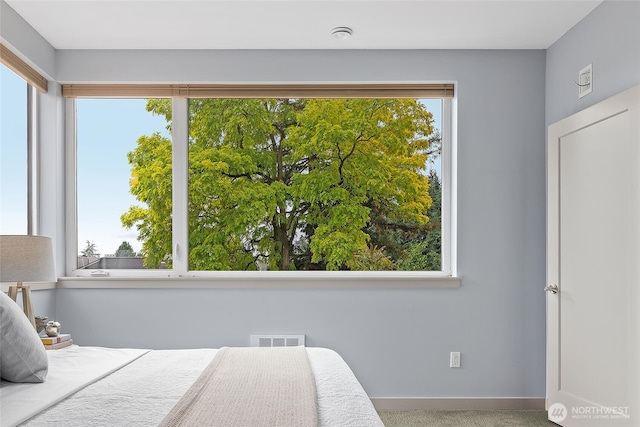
250;334;305;347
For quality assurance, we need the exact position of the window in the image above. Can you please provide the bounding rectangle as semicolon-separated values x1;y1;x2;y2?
74;99;171;270
1;44;46;236
65;85;454;277
184;98;443;272
0;65;28;234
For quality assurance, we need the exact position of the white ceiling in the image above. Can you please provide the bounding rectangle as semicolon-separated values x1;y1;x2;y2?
6;0;604;50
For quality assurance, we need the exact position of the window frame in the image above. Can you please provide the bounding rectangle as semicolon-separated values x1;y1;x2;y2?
27;83;39;235
64;86;457;282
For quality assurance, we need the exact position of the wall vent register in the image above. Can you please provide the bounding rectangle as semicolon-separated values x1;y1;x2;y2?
250;334;306;347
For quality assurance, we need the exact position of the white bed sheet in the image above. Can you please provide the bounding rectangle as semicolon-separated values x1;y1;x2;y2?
0;347;149;427
6;347;383;427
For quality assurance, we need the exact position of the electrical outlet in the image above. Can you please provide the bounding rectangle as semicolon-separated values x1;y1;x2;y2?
450;351;460;368
578;64;593;98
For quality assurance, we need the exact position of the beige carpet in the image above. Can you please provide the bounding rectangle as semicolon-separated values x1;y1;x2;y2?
378;410;555;427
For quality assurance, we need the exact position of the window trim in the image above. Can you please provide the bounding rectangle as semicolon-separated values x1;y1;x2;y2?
65;85;457;280
58;274;460;289
0;44;48;93
62;83;454;99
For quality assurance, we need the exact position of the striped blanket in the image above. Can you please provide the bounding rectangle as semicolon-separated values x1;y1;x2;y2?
159;346;318;427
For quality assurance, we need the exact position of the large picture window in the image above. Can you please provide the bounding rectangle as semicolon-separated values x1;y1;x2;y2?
65;85;454;277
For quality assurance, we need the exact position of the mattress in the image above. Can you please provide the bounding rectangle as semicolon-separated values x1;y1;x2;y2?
0;346;383;427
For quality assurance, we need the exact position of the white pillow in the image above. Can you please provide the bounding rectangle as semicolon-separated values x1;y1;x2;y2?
0;290;48;382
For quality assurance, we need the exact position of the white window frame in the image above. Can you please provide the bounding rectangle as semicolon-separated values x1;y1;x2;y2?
65;91;458;284
27;84;39;235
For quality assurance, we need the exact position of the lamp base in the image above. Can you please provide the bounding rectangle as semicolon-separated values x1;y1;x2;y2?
8;283;37;330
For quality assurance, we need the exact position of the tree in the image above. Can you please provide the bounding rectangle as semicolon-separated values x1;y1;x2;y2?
397;170;442;271
122;98;435;270
115;241;136;257
80;240;99;257
121;128;173;268
346;244;395;271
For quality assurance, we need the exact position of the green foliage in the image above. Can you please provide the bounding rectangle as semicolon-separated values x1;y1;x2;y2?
396;170;442;271
121;131;172;268
122;98;438;270
347;245;395;271
115;241;135;257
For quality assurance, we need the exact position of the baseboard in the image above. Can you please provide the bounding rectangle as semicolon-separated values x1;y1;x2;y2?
371;398;545;411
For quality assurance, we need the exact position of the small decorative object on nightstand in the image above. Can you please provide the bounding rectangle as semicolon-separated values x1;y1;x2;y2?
35;316;48;334
45;321;61;337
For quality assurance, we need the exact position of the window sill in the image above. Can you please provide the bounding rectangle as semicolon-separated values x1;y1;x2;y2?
58;273;461;289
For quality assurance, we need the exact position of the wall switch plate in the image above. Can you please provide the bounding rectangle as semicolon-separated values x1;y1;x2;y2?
578;64;593;98
450;351;460;368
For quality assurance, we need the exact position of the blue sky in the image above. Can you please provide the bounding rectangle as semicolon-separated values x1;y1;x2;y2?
77;98;169;254
0;66;28;235
1;68;442;256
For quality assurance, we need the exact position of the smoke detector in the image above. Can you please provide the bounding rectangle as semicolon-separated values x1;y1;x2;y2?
331;27;353;40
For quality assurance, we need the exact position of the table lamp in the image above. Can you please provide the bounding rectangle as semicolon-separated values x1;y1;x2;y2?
0;235;56;330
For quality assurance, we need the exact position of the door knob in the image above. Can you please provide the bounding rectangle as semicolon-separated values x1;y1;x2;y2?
544;284;559;294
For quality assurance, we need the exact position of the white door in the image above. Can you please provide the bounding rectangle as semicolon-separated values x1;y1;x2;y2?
546;85;640;426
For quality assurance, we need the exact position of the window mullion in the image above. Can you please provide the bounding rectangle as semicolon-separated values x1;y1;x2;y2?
441;97;456;276
172;98;189;275
65;98;78;275
27;84;38;235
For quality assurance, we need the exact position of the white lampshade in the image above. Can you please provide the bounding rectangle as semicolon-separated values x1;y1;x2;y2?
0;235;56;283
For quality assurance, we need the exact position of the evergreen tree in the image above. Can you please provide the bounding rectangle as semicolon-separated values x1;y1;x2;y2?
115;241;136;257
80;240;99;257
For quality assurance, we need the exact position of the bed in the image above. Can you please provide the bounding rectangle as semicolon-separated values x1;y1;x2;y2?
1;345;384;427
0;292;383;427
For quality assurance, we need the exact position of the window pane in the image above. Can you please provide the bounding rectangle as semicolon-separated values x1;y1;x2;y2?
0;65;28;234
76;99;171;269
184;98;442;271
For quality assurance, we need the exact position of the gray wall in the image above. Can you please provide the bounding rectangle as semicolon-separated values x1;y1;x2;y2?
0;0;55;80
546;0;640;125
3;0;553;399
15;289;57;323
54;48;547;399
7;0;636;402
57;281;543;398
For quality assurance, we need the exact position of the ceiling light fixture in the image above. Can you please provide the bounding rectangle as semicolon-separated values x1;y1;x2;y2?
331;27;353;40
